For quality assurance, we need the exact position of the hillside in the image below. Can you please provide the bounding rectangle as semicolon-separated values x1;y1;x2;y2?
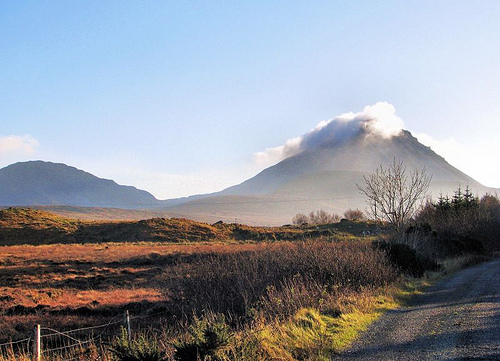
220;130;483;195
0;208;370;245
162;130;496;225
0;161;160;208
33;205;171;221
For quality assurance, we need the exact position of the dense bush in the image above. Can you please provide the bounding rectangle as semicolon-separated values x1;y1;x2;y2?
416;187;500;253
169;242;398;319
174;313;232;361
110;328;167;361
373;241;440;277
343;209;366;221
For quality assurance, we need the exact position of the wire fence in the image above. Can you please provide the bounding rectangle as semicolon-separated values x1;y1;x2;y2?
0;309;172;361
0;337;32;359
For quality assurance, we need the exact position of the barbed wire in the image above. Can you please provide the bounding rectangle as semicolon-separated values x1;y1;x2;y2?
41;335;102;355
0;337;32;348
41;315;124;355
1;308;173;357
41;315;123;338
41;327;87;344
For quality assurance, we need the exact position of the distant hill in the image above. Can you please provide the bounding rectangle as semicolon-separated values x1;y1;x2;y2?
0;161;160;209
31;205;171;221
0;208;221;244
0;208;353;245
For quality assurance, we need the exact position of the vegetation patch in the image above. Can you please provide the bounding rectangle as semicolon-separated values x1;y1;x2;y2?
0;186;498;360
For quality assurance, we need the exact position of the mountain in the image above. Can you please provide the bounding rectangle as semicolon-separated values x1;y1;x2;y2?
163;130;495;225
0;128;495;226
0;161;160;208
221;130;483;196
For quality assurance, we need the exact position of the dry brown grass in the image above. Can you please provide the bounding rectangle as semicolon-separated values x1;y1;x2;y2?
169;241;398;320
0;208;382;246
0;242;269;344
0;209;399;360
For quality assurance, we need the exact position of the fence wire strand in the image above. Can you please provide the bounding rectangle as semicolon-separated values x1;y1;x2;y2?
41;315;123;355
41;315;123;338
2;309;171;358
0;337;32;348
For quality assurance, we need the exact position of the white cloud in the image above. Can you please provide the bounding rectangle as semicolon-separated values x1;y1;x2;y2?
253;101;404;168
0;135;40;171
0;135;39;156
361;102;404;138
253;137;302;167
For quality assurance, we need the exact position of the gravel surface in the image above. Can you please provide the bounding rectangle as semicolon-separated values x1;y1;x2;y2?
336;259;500;361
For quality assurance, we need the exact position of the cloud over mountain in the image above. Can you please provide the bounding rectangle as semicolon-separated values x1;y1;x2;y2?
254;102;404;167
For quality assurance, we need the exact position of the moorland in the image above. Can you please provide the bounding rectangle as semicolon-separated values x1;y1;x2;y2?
0;194;498;361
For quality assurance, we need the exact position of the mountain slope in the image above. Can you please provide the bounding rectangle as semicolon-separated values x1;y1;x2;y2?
164;130;494;225
221;131;482;196
0;161;160;208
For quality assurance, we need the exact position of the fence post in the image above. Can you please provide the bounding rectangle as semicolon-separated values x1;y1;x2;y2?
33;324;41;361
124;310;131;342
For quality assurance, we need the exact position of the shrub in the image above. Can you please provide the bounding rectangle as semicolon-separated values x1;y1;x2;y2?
292;213;309;226
438;233;485;256
343;209;366;221
373;241;440;277
416;187;499;253
292;210;340;225
173;313;232;361
110;328;167;361
259;275;341;320
398;223;441;260
169;242;398;319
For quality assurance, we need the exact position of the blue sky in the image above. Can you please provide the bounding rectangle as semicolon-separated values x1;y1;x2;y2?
1;1;500;198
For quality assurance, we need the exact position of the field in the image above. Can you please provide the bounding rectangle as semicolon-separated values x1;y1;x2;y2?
0;240;406;360
0;207;380;245
0;208;442;361
0;242;270;342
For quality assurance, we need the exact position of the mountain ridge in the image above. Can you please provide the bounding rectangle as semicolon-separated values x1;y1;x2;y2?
0;161;160;209
0;129;496;225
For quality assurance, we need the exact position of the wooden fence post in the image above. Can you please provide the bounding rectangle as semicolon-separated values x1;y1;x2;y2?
124;310;131;342
33;324;41;361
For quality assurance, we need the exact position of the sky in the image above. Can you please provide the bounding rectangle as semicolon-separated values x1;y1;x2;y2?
1;1;500;199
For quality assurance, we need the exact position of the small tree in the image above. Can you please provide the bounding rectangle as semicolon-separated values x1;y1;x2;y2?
309;209;332;224
343;209;366;221
480;193;500;220
358;159;431;231
292;213;309;226
292;210;340;225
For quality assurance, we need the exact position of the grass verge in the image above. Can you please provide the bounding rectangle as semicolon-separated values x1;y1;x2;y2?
247;253;492;360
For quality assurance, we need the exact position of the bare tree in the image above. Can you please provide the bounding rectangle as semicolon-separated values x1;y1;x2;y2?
358;159;431;231
292;213;309;225
292;210;341;225
343;209;366;221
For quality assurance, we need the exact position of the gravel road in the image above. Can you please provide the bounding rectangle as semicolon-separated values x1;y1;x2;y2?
336;258;500;361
